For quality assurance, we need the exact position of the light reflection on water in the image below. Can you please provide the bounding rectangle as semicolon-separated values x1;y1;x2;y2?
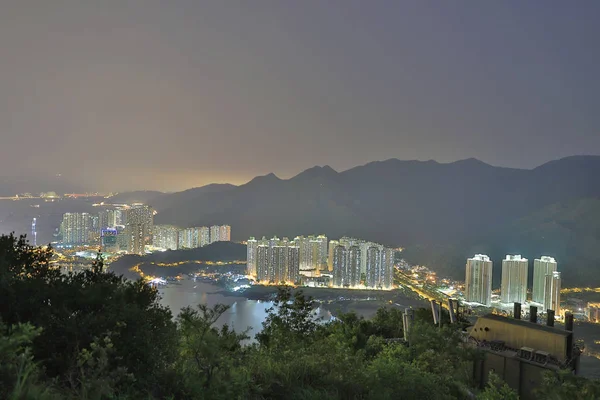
158;278;332;337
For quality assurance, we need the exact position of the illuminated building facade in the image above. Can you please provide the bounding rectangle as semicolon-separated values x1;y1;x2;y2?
153;225;179;250
332;245;347;287
544;271;561;314
60;212;93;244
465;254;493;306
254;237;300;283
295;234;328;275
327;240;338;271
219;225;231;241
210;226;220;243
199;226;210;246
101;228;119;252
332;245;361;287
98;209;118;229
125;204;154;254
500;255;528;304
532;256;557;304
209;225;231;243
247;237;258;276
365;245;394;289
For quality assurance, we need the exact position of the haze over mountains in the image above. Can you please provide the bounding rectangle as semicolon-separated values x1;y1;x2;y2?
141;155;600;286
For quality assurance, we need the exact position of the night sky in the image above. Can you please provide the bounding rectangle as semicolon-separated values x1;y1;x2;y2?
1;1;599;191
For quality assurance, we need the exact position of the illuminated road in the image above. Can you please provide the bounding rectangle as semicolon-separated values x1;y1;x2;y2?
394;269;450;309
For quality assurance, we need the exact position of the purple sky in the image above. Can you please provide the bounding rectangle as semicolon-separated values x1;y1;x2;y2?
1;1;599;191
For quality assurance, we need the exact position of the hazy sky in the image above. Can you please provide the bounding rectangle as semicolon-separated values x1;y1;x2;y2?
1;1;599;191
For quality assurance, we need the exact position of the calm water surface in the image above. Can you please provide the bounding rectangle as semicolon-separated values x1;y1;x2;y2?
158;278;332;336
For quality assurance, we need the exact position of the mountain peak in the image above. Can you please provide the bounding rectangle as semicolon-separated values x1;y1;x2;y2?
451;158;491;167
291;165;338;181
246;172;281;186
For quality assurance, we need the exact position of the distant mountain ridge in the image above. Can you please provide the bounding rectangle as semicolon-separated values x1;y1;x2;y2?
147;155;600;286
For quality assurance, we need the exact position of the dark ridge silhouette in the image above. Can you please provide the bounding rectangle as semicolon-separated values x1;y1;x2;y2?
109;241;247;278
148;156;600;285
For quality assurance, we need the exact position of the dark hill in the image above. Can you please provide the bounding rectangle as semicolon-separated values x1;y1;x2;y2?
109;241;247;278
152;156;600;285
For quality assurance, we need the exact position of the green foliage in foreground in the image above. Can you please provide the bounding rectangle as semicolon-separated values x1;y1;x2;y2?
1;233;600;399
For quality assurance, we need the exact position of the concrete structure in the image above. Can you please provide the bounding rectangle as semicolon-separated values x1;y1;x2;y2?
501;255;528;304
60;212;93;244
246;237;258;276
153;225;179;250
256;245;270;282
125;204;154;254
209;225;231;243
332;245;347;287
365;245;394;289
219;225;231;241
544;271;561;316
98;209;118;229
332;245;361;288
327;240;339;272
465;254;493;306
532;256;557;304
101;227;119;252
199;226;210;246
253;237;300;284
210;225;220;243
470;311;580;400
294;235;327;274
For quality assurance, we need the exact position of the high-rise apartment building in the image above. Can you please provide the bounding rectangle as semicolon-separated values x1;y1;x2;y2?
532;256;558;304
256;244;270;282
199;227;210;247
465;254;493;306
544;271;561;314
295;236;311;272
332;245;347;287
98;209;118;229
364;245;395;289
380;247;395;289
101;228;119;252
247;237;258;276
311;235;328;272
347;245;361;287
219;225;231;241
210;226;220;243
60;212;93;244
327;240;339;272
253;237;300;284
365;246;381;288
153;225;179;250
179;228;198;249
125;204;154;254
332;245;362;288
295;235;328;275
500;255;528;304
287;244;300;283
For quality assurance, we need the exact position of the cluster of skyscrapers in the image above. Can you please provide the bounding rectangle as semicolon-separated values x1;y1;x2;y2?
247;235;395;290
59;205;230;255
465;254;561;314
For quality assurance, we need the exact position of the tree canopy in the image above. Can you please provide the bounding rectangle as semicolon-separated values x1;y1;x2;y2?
0;233;597;399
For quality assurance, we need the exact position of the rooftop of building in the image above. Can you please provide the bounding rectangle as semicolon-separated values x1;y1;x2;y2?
472;313;570;337
469;254;491;261
504;254;527;261
536;256;557;263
